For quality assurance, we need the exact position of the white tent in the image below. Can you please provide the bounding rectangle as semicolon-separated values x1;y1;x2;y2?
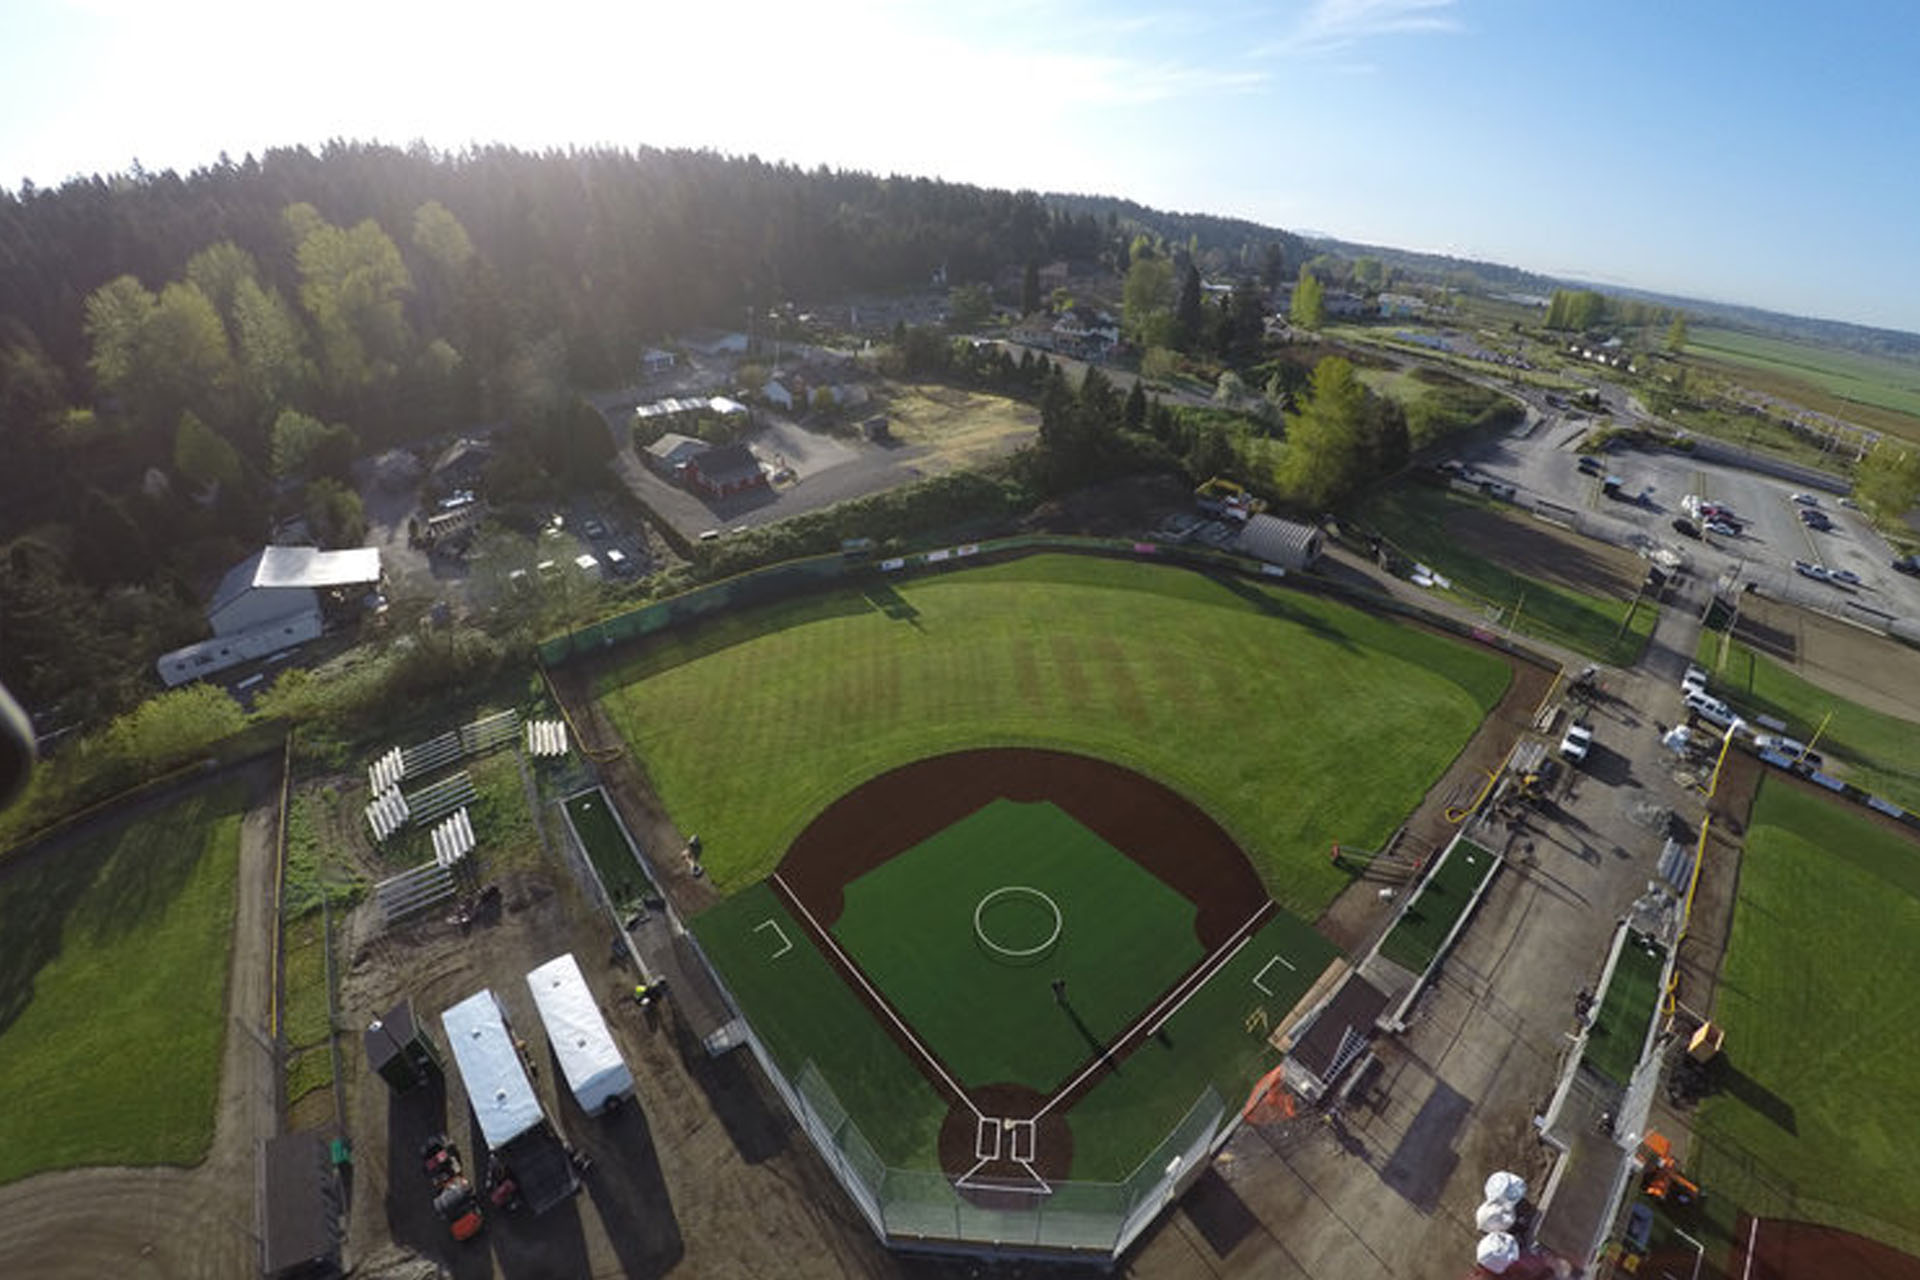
526;953;634;1115
1476;1231;1519;1274
441;990;544;1150
1484;1170;1527;1205
1475;1200;1516;1232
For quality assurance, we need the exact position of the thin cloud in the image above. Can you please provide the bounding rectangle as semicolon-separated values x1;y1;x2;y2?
1259;0;1462;57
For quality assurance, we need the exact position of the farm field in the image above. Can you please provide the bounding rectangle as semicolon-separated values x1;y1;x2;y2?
1689;327;1920;439
1361;485;1659;666
1580;931;1664;1087
0;784;246;1184
596;553;1512;913
1376;838;1496;974
1697;624;1920;811
1691;781;1920;1259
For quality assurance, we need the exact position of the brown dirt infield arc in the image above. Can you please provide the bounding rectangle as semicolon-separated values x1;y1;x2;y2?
768;747;1279;1191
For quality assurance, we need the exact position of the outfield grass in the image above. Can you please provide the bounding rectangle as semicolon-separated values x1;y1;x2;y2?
1691;781;1920;1258
692;882;949;1168
1581;931;1664;1087
1361;487;1659;666
598;554;1510;912
0;784;245;1183
564;789;656;907
832;800;1202;1093
1377;839;1497;974
1698;630;1920;811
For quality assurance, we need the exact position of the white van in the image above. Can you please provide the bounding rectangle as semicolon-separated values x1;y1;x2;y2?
604;548;630;575
1681;664;1709;695
1685;689;1738;730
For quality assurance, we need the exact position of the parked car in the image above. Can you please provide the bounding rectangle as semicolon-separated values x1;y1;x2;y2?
1559;722;1594;764
1577;455;1603;475
1681;664;1709;694
1793;559;1828;581
1800;508;1832;530
1828;567;1862;587
1754;734;1824;770
1791;492;1820;506
582;518;608;539
1671;517;1701;539
1894;554;1920;576
1685;689;1740;730
1706;519;1741;537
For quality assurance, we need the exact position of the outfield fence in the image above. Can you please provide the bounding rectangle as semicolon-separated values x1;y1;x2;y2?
680;921;1229;1260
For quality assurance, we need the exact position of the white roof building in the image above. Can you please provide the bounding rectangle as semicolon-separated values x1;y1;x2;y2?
208;546;382;636
441;989;545;1150
1234;514;1324;571
525;953;634;1115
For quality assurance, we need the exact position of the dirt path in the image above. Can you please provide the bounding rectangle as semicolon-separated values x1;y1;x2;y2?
0;765;282;1279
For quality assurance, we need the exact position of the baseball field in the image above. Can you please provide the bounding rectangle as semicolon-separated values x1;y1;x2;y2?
594;552;1515;1214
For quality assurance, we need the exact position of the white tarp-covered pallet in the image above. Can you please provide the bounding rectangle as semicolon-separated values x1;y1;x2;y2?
365;787;410;842
431;807;476;869
525;953;634;1115
526;720;568;758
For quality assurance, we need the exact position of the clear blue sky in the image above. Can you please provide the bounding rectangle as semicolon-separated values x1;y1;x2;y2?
4;0;1917;333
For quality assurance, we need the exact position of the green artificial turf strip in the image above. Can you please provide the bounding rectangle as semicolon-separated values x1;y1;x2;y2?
1691;782;1920;1257
1066;910;1339;1180
0;784;245;1183
599;554;1509;911
565;789;656;905
1362;486;1659;665
1582;932;1665;1086
832;800;1204;1093
1377;839;1498;974
692;882;948;1168
1698;631;1920;812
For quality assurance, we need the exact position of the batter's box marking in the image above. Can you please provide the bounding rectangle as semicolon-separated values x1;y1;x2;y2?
975;1116;1002;1161
1252;954;1296;995
753;919;793;959
1007;1119;1037;1163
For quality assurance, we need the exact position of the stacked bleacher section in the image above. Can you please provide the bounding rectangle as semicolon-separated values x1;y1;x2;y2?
366;710;521;927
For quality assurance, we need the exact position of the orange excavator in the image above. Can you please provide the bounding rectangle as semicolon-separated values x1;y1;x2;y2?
1637;1131;1702;1206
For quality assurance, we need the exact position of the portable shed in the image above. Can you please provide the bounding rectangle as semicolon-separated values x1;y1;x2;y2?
526;953;634;1115
260;1132;342;1279
1234;514;1323;571
364;997;442;1093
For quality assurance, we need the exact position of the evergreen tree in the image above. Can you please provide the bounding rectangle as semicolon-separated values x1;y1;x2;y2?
1174;261;1204;352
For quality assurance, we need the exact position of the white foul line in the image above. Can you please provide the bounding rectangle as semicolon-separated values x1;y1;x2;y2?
1034;900;1275;1122
773;872;982;1120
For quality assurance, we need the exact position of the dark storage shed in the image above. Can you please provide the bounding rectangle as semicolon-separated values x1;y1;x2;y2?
260;1132;342;1279
364;997;442;1092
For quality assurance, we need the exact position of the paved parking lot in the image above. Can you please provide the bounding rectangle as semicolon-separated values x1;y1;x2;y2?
1452;418;1920;624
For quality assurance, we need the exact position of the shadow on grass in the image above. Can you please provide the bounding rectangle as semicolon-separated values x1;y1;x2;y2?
862;581;923;626
1208;573;1357;652
0;788;236;1039
1719;1060;1799;1137
593;587;875;689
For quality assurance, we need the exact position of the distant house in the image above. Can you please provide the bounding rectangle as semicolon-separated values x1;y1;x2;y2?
708;395;751;421
1037;260;1071;292
1324;291;1373;319
762;379;795;411
684;441;768;498
158;545;384;687
1377;292;1427;319
643;432;709;479
1051;305;1121;359
428;436;495;490
639;346;676;378
682;330;750;358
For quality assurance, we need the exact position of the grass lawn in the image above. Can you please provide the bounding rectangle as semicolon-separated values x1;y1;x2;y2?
692;882;948;1168
381;749;544;874
1691;781;1920;1258
0;784;245;1183
832;800;1202;1093
1065;909;1337;1180
564;788;656;907
1581;931;1664;1087
1361;486;1658;666
1377;839;1497;974
1698;630;1920;811
598;554;1510;912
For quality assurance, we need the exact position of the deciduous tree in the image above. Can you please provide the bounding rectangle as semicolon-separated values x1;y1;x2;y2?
1290;266;1325;331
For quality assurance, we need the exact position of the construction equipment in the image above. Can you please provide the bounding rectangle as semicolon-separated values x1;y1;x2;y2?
421;1135;485;1241
1638;1131;1703;1206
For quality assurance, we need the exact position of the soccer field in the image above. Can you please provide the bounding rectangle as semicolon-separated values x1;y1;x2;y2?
1692;781;1920;1258
599;553;1511;913
831;799;1205;1093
